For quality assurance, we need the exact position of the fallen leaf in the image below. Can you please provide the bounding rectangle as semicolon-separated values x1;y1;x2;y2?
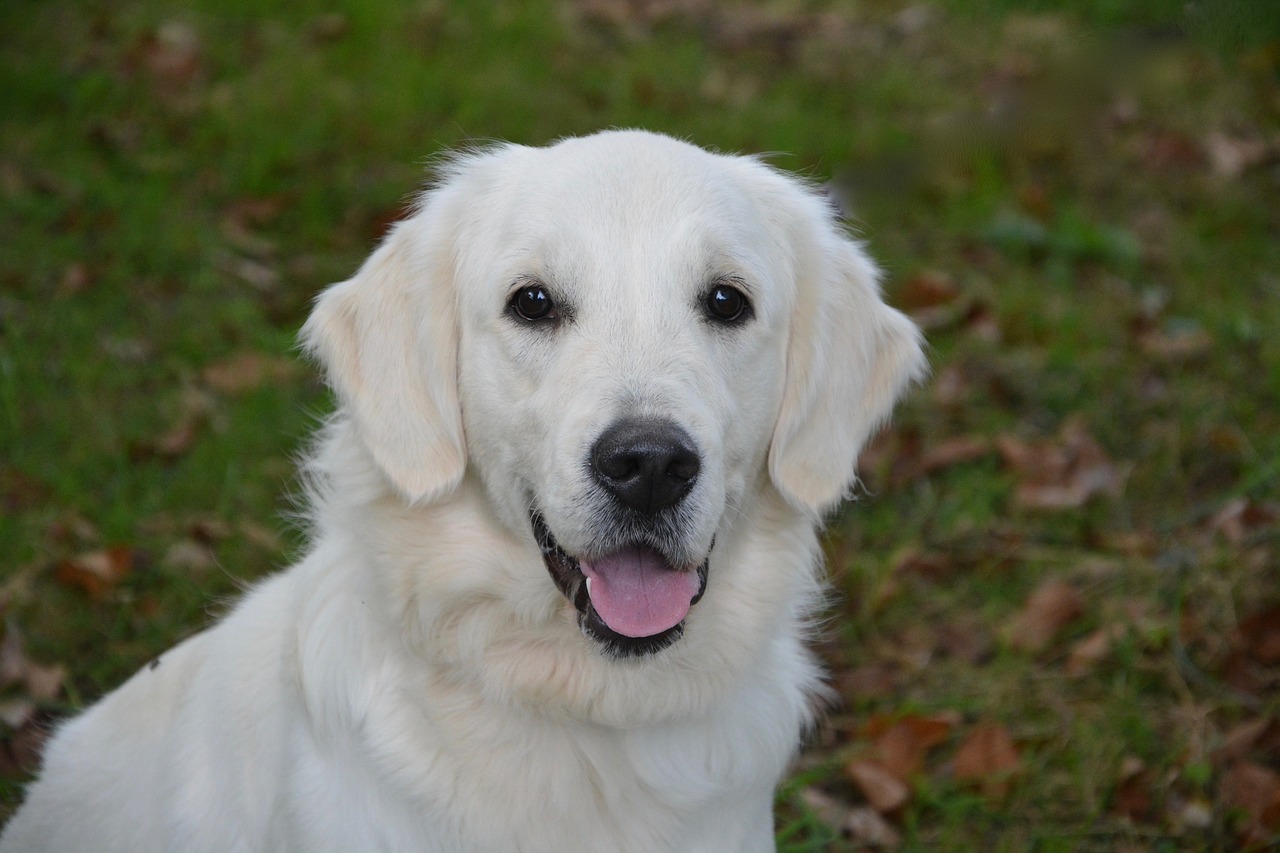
843;804;902;849
0;624;26;687
1066;624;1121;676
23;663;64;702
1238;606;1280;666
163;540;217;574
931;363;971;408
997;417;1125;510
1176;798;1214;830
891;435;994;486
1210;499;1280;545
127;21;204;90
953;722;1021;800
936;620;993;664
836;663;900;701
0;700;35;730
54;545;137;599
1220;760;1280;832
1204;130;1269;178
847;758;911;813
898;271;959;310
1216;717;1280;767
1006;578;1084;653
891;548;956;581
202;352;297;394
1112;756;1155;823
863;712;957;781
798;787;902;849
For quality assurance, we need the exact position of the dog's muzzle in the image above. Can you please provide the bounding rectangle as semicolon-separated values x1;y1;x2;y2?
532;512;709;658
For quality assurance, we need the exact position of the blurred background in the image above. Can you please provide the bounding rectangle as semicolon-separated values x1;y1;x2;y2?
2;0;1278;849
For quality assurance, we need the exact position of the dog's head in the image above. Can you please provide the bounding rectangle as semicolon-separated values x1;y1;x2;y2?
303;130;924;662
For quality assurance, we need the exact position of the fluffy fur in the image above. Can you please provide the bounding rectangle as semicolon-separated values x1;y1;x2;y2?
1;130;924;853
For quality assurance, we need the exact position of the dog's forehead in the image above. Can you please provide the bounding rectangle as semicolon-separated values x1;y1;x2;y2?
463;134;795;308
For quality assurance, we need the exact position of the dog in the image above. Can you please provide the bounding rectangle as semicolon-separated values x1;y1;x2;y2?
1;130;924;852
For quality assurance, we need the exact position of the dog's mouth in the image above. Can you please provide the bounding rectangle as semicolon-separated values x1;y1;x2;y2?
531;512;709;658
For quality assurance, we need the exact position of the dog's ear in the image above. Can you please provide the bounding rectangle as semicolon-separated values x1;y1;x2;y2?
301;205;465;505
768;219;926;516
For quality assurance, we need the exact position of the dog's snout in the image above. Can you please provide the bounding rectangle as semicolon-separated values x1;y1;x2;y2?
591;418;700;515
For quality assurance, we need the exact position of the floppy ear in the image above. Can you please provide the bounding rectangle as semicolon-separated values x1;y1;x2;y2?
768;226;926;516
300;208;465;505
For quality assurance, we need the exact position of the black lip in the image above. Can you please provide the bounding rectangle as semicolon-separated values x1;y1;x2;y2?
531;511;709;659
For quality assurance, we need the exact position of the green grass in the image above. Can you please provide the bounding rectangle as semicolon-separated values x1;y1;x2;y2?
3;0;1278;848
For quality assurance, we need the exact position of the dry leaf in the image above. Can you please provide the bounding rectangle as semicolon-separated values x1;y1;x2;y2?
997;417;1125;510
1006;578;1084;653
1204;131;1269;178
847;758;911;813
1216;717;1280;767
798;787;901;849
1238;606;1280;666
203;352;297;394
843;804;902;849
836;663;900;701
863;713;957;781
54;545;136;599
1210;499;1280;545
898;271;959;311
892;435;994;486
128;21;203;89
1066;624;1121;676
1220;760;1280;831
953;722;1021;799
1112;756;1155;823
936;620;993;664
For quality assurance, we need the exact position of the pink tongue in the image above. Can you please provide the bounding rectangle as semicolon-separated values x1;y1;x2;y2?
580;548;701;638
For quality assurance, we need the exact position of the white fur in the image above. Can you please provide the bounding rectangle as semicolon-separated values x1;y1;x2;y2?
1;130;924;853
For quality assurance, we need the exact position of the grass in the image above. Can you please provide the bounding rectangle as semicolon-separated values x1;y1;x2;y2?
2;0;1278;848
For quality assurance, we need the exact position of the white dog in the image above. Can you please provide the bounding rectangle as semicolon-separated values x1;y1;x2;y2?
2;130;923;852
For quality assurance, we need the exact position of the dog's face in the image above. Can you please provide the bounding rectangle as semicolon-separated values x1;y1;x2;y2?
303;131;924;663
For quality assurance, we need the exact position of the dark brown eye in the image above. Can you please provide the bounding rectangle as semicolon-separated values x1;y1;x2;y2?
704;283;751;324
510;285;556;322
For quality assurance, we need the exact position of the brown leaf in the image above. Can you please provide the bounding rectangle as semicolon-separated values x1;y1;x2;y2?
202;352;297;394
1216;717;1280;768
0;624;26;688
846;758;911;813
891;548;956;581
1136;319;1214;361
1220;760;1280;831
1006;578;1084;653
1204;131;1270;178
1209;499;1280;545
127;21;203;89
836;663;900;702
864;713;957;781
953;722;1021;800
891;435;994;486
23;663;64;702
1238;606;1280;666
1065;624;1121;676
798;787;901;849
936;620;994;664
842;804;902;849
1;468;52;514
998;417;1125;510
1112;757;1155;823
54;545;136;599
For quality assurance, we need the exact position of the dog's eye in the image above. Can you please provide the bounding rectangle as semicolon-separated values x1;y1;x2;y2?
703;283;751;325
509;285;557;323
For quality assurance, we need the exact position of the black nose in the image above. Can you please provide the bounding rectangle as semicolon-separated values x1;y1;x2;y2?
590;418;701;516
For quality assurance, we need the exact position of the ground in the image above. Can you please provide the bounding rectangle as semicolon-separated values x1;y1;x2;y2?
1;1;1278;850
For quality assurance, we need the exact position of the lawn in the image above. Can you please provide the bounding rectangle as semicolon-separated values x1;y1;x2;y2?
2;0;1278;849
